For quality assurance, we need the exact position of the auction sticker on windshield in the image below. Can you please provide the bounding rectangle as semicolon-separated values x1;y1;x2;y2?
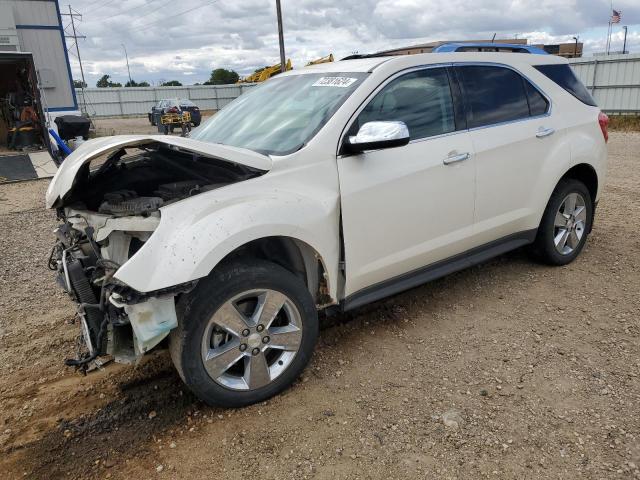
312;77;358;88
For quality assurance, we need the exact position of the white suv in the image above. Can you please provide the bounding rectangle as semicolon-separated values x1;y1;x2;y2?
46;52;608;407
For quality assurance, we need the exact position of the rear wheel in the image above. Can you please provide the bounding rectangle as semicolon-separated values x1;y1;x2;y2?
531;179;593;265
169;260;318;407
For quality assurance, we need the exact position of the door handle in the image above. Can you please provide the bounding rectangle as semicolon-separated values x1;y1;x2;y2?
443;152;470;165
536;127;555;138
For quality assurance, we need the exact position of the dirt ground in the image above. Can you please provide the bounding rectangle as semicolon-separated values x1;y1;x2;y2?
0;132;639;480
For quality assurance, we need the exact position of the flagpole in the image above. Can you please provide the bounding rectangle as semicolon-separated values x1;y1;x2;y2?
606;1;613;54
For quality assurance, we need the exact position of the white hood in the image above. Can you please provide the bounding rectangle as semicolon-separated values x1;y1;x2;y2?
46;135;272;208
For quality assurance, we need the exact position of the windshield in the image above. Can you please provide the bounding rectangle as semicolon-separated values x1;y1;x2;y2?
191;72;368;155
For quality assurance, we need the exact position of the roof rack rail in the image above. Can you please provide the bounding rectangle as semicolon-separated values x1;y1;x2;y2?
433;43;548;55
340;52;395;61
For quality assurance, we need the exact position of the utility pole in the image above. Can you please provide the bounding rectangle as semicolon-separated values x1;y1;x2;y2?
622;26;628;54
572;36;579;58
275;0;286;73
61;6;88;115
122;44;132;85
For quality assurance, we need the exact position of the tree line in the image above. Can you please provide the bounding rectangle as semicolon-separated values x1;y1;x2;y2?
76;68;241;88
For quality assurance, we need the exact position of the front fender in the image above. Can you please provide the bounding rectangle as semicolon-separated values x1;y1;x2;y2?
113;185;341;300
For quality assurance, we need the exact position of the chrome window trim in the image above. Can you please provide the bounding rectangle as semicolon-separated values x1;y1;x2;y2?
453;61;553;132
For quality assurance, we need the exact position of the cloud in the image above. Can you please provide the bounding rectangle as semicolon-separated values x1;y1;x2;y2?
68;0;640;86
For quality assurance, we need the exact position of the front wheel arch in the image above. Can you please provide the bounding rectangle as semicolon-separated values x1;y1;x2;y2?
214;236;331;306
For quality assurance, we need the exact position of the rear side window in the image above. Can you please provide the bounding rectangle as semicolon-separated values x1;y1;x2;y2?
524;81;549;116
355;67;455;140
457;65;530;128
534;64;597;106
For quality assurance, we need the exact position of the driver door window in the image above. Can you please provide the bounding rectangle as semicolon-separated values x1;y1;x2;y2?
352;68;456;140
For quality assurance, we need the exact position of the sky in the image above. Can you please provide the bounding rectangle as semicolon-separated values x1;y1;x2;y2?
64;0;640;87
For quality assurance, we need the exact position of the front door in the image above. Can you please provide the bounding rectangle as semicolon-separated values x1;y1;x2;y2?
338;67;476;297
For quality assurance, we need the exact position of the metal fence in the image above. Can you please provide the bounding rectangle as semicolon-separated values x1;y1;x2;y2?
569;53;640;114
75;83;258;117
75;55;640;117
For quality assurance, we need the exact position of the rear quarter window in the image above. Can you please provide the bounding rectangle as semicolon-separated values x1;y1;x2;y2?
534;64;597;107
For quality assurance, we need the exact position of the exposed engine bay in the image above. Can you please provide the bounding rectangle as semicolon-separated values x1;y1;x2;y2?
48;142;266;370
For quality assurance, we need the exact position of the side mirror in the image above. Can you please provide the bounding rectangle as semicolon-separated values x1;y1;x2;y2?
344;121;410;154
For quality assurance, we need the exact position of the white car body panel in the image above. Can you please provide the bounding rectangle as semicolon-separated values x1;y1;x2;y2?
469;111;571;244
338;132;476;296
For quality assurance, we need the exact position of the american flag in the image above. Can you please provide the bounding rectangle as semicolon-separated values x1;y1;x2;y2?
611;9;621;24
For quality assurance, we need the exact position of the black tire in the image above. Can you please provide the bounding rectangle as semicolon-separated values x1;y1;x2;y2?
169;259;318;408
163;125;169;135
530;178;593;265
193;121;200;127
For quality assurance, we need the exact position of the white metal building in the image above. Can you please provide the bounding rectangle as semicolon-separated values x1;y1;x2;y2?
0;0;78;114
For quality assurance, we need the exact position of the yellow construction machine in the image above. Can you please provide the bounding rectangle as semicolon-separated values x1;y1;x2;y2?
238;59;293;83
305;53;334;66
238;54;334;83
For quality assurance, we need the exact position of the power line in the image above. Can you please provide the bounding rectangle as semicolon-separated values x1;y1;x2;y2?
128;0;176;24
81;0;107;10
136;0;220;32
85;0;155;22
86;0;120;13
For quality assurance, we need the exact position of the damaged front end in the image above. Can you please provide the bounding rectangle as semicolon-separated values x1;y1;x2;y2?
48;211;195;369
47;136;270;370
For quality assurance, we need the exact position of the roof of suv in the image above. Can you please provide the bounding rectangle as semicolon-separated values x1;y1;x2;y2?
290;51;567;75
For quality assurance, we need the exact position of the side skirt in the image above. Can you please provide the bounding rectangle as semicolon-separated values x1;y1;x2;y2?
341;229;537;312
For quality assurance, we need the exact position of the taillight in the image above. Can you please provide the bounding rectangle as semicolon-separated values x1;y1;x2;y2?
598;111;609;143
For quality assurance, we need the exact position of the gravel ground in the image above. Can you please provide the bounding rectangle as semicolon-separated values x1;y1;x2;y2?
92;115;213;136
0;132;638;479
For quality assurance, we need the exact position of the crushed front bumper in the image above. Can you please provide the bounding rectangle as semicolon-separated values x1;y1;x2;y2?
50;209;193;369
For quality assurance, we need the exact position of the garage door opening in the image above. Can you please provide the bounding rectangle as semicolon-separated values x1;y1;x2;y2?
0;52;51;181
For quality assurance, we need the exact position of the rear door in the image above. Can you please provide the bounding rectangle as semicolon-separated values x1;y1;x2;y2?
338;66;476;297
455;64;567;244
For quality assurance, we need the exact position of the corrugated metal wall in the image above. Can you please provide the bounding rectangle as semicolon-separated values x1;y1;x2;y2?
569;54;640;114
76;84;258;117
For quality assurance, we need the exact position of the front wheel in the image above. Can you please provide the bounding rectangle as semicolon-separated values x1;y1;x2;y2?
530;179;593;265
169;260;319;407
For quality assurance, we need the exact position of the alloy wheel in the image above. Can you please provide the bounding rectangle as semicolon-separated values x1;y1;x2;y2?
200;289;303;391
553;192;587;255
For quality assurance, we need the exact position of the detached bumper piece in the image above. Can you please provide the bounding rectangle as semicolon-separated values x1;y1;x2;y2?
110;294;178;358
